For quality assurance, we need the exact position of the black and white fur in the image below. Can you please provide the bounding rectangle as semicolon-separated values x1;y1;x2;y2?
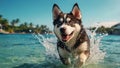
52;3;90;67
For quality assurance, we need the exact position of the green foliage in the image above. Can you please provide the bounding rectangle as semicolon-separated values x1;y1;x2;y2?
89;26;113;34
0;14;52;34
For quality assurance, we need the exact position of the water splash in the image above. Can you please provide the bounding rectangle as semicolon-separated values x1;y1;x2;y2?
33;25;106;67
33;33;62;67
86;27;107;65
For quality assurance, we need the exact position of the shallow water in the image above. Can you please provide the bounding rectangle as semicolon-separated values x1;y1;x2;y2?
0;34;120;68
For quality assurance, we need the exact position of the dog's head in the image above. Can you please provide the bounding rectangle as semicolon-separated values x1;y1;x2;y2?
52;3;82;42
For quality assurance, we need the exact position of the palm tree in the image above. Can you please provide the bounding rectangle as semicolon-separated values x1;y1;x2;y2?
34;24;40;33
11;18;19;27
28;22;33;33
16;18;19;24
29;22;33;28
0;15;9;31
0;15;3;25
1;19;9;30
40;25;51;34
11;20;16;27
0;15;2;20
0;15;3;24
24;22;28;27
36;24;39;29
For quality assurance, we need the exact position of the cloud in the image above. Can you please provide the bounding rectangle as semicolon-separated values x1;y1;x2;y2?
91;22;119;28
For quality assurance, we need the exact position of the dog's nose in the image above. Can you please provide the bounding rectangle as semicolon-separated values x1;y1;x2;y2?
60;28;66;33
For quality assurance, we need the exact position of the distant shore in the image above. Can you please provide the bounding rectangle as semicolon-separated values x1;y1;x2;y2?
0;29;53;35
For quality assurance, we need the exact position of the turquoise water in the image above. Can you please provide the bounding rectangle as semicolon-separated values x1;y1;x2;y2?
0;34;120;68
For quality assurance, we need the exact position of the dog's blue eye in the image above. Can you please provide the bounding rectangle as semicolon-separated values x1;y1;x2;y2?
57;21;63;27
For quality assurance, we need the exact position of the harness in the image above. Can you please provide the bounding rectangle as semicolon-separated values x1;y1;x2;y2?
57;28;85;53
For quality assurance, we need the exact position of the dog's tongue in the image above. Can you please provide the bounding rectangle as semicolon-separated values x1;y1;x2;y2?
62;35;70;41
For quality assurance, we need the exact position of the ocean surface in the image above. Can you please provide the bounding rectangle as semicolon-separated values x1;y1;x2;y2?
0;34;120;68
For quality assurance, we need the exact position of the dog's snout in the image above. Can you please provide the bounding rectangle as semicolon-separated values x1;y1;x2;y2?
60;28;66;33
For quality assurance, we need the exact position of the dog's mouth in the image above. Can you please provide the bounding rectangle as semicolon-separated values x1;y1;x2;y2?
61;31;74;42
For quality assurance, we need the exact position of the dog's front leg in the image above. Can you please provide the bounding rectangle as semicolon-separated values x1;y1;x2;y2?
59;56;71;65
57;47;71;65
74;52;88;68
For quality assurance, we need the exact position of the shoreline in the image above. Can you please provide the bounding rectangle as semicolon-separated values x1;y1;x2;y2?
0;29;53;34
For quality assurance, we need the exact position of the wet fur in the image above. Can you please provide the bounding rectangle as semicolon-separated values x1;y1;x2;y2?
52;3;90;67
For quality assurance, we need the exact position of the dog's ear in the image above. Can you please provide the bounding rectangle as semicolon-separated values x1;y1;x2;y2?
72;3;82;19
52;4;61;20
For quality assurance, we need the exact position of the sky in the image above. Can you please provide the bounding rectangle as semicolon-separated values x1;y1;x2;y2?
0;0;120;29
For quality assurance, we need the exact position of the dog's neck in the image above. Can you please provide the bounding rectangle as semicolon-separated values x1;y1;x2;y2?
65;35;78;47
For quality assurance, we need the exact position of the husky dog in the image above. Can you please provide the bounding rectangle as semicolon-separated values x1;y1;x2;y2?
52;3;90;67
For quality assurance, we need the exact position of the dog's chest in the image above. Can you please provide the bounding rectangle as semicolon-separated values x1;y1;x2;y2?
68;41;88;53
68;42;88;62
57;40;89;59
